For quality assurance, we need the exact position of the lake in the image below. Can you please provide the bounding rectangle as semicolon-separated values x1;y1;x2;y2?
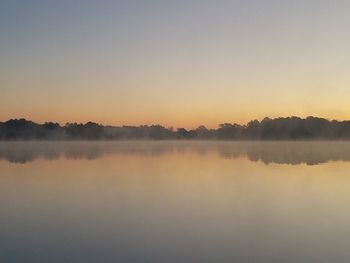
1;141;350;262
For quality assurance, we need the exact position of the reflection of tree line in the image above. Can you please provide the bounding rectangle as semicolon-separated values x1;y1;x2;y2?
0;142;176;164
1;116;350;140
1;142;350;165
217;142;350;165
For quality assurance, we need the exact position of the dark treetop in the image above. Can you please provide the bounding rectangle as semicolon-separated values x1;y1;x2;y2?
1;116;350;140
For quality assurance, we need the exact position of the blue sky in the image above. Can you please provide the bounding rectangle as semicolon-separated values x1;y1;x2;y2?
1;0;350;127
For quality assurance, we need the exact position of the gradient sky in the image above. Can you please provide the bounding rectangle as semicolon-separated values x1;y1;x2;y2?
1;0;350;128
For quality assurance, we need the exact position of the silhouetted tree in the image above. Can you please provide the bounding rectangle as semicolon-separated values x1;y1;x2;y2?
1;117;350;140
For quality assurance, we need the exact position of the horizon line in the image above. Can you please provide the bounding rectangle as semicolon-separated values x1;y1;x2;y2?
2;115;350;130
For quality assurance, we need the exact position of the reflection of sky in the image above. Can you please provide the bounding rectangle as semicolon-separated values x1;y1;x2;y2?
1;141;350;262
1;1;350;127
1;141;350;165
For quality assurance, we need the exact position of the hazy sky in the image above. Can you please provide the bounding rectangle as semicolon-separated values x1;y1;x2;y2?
1;0;350;128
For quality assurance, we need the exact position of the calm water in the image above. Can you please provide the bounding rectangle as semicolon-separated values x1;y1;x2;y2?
1;141;350;263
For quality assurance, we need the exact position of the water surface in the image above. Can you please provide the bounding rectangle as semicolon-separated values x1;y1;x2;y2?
1;141;350;262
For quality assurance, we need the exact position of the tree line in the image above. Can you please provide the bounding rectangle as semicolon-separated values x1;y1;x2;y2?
1;116;350;140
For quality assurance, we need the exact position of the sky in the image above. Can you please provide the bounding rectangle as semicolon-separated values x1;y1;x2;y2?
1;0;350;128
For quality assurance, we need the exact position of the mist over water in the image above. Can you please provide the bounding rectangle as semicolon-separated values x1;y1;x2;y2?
1;141;350;262
1;141;350;165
